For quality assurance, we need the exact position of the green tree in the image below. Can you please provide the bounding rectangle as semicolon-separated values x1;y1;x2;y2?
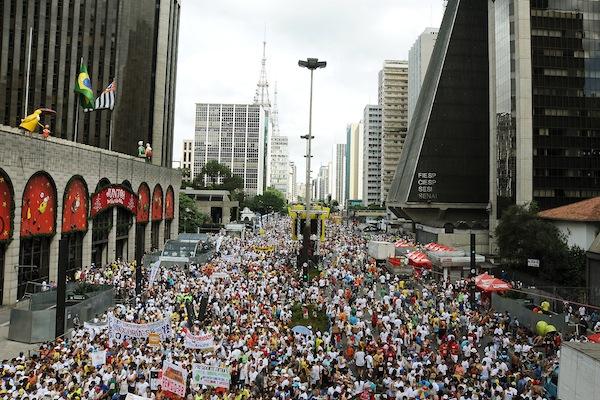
495;203;583;284
220;174;243;192
200;160;231;187
179;193;209;233
246;187;287;214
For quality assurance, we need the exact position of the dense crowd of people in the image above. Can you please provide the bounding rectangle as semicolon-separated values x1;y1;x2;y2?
0;216;580;399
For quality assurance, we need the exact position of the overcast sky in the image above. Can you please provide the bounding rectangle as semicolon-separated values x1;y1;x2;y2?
173;0;445;171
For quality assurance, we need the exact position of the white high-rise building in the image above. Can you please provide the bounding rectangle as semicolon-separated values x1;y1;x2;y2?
317;165;330;202
334;144;346;206
408;28;439;124
194;103;270;196
362;105;382;206
379;60;408;204
346;123;364;202
182;139;194;182
267;135;289;196
265;85;289;198
287;162;297;202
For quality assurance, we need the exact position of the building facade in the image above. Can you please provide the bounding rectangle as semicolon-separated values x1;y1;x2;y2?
379;60;409;204
363;105;382;206
334;144;346;205
267;135;289;197
193;103;269;197
408;28;439;124
345;123;364;203
182;139;194;182
387;0;490;252
317;165;330;202
0;0;180;167
287;162;297;202
0;125;180;305
490;0;600;227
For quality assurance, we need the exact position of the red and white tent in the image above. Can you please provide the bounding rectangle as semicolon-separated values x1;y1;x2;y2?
407;251;432;269
475;273;511;292
425;242;465;257
395;239;415;248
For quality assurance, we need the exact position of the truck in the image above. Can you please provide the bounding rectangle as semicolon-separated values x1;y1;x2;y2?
367;241;395;261
557;341;600;400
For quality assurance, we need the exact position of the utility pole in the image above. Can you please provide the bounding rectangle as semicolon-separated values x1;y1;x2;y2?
298;58;326;272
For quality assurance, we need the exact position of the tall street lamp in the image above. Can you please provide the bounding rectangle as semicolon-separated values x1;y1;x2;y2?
298;58;326;272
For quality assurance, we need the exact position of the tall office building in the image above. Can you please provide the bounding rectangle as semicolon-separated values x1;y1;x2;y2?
182;139;194;182
265;87;289;198
346;123;364;202
408;28;439;124
334;144;347;205
387;0;490;250
0;0;180;167
490;0;600;220
193;103;269;196
317;165;330;202
379;60;409;204
288;162;297;202
363;105;382;206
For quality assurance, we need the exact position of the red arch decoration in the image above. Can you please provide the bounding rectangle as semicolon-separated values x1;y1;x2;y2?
152;184;163;221
165;186;174;221
62;176;89;234
137;183;150;224
0;170;14;242
21;172;57;237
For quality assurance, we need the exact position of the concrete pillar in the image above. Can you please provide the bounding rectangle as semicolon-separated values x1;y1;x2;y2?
107;208;117;263
158;220;164;249
3;238;20;305
82;221;93;268
127;218;136;261
144;223;151;253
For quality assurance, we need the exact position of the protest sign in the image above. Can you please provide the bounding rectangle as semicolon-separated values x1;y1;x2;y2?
83;320;108;339
150;370;162;391
184;332;215;350
108;315;171;341
161;361;187;397
148;261;161;286
148;332;161;348
210;272;229;280
215;236;224;253
90;350;106;367
192;364;231;389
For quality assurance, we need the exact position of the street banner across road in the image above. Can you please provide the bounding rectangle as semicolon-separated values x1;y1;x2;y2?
184;332;215;350
161;361;187;397
192;364;231;389
108;315;172;341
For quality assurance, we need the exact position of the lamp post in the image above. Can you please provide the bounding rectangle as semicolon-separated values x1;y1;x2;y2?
298;57;326;270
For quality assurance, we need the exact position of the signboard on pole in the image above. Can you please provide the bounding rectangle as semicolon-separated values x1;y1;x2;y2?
192;364;231;389
91;350;106;367
527;258;540;268
161;361;187;398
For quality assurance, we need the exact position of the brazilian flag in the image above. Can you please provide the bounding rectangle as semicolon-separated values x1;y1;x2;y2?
74;63;94;110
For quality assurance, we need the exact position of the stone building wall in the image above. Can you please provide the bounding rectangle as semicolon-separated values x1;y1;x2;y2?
0;125;181;304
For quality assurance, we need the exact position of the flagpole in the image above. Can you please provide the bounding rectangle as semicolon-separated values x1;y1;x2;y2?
24;26;33;116
74;57;83;143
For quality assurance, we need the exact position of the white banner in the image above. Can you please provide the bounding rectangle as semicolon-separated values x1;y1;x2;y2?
221;255;241;264
210;272;229;280
161;361;187;397
83;320;108;339
125;394;150;400
184;332;215;350
91;350;106;367
192;364;231;389
108;315;172;341
148;261;161;286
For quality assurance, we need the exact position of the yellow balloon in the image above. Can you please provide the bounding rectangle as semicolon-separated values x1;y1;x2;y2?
545;325;557;335
536;321;548;335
